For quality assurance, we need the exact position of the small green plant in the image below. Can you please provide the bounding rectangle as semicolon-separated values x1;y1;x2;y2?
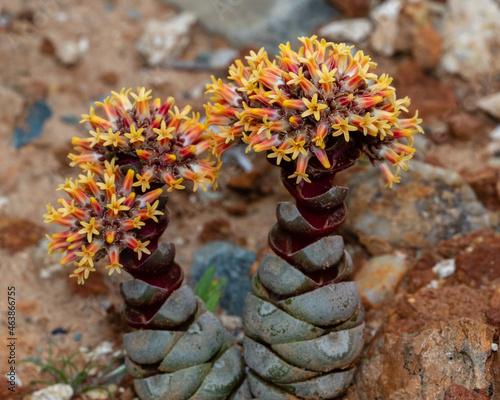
20;347;126;399
194;266;227;312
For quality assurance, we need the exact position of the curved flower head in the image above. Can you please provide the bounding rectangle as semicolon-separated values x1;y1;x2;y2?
205;36;423;187
71;88;219;193
43;159;165;284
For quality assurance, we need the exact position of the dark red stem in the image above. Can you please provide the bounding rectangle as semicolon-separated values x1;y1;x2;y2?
119;203;184;329
268;148;357;285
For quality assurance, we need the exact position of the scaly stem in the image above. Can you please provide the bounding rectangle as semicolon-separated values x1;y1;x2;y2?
267;146;359;285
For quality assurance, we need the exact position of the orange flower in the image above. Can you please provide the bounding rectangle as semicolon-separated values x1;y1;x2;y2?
44;163;165;284
71;88;219;192
205;36;423;186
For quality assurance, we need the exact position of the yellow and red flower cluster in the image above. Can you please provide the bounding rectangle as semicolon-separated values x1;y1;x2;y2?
46;88;218;284
71;88;219;193
44;160;164;284
205;36;423;186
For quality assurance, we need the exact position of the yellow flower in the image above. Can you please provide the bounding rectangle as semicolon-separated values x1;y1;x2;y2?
105;261;123;276
153;120;175;141
78;217;100;243
106;194;130;215
102;128;123;147
145;200;164;223
286;137;308;160
331;117;357;142
96;173;116;192
357;113;378;136
167;178;185;192
75;244;99;267
132;216;145;229
132;172;152;192
130;87;152;104
288;170;311;184
87;129;103;147
267;146;291;165
124;125;145;144
301;94;328;121
134;240;151;260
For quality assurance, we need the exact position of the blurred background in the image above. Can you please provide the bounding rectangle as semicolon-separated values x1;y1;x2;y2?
1;0;500;398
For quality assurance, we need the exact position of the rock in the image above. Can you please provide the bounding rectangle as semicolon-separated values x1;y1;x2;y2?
219;312;243;333
395;59;457;121
30;384;74;400
17;300;38;315
370;0;403;56
220;145;254;172
318;18;372;44
99;71;119;85
431;258;455;279
202;48;239;70
84;388;113;399
349;229;500;399
0;217;44;252
477;92;500;120
190;241;255;316
59;115;80;125
404;251;437;294
126;8;143;20
327;0;372;18
447;112;483;141
0;379;21;400
425;116;451;144
40;37;55;55
461;168;500;211
344;161;491;248
136;12;196;67
227;170;260;192
222;200;248;216
0;86;24;133
12;100;52;148
488;128;500;167
436;229;493;259
412;25;442;71
491;125;500;141
355;252;408;307
485;308;500;327
454;230;500;288
353;319;495;399
157;0;338;54
358;234;394;256
444;384;490;400
198;218;233;243
440;0;500;81
18;80;48;102
392;284;491;334
54;36;89;66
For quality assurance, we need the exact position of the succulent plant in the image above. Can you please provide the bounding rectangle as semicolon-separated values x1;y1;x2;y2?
206;37;423;399
45;89;246;399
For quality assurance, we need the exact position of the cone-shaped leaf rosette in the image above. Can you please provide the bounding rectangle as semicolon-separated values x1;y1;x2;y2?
109;181;246;398
241;167;365;399
121;240;246;399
